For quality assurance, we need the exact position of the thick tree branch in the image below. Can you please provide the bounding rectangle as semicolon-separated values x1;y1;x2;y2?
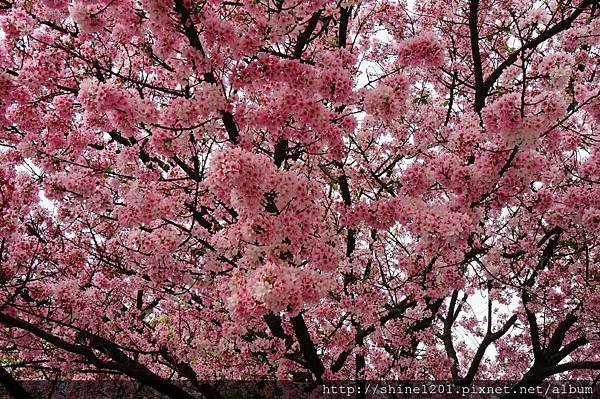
294;11;323;58
290;314;325;382
522;294;542;358
338;6;352;48
0;313;212;399
462;314;518;385
442;290;461;380
264;312;294;349
554;336;589;363
547;309;579;353
548;361;600;375
0;365;33;399
469;0;485;113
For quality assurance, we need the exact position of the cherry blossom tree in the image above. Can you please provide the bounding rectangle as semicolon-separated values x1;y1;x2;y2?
0;0;599;397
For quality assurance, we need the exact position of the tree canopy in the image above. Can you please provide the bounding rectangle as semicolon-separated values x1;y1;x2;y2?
0;0;599;397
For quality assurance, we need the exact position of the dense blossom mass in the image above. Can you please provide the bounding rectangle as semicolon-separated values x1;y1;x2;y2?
0;0;599;397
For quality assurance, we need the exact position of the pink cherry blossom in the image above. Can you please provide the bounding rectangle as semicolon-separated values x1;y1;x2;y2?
0;0;598;396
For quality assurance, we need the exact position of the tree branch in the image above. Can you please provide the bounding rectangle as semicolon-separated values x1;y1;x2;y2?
294;10;323;58
442;290;461;380
338;6;352;48
462;314;518;385
477;0;596;112
469;0;485;113
0;365;33;399
0;313;212;399
548;361;600;375
290;314;325;382
173;0;240;144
